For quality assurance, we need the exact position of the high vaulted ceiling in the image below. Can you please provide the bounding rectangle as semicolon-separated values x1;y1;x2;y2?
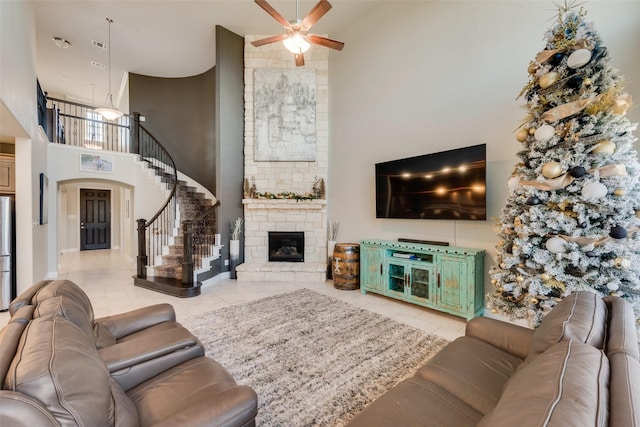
35;0;375;108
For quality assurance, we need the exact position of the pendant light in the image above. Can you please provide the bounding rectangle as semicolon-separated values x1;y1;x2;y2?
95;18;123;121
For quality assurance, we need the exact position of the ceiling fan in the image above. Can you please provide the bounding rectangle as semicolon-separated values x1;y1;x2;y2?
251;0;345;66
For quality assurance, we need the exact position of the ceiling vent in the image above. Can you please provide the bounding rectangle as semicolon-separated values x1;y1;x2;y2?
92;40;108;49
91;60;106;69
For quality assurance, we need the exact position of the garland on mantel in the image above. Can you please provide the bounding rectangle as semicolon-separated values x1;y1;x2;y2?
244;177;326;201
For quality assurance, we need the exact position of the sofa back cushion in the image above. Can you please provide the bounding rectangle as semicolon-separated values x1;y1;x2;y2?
34;296;95;339
8;280;52;316
529;291;607;359
0;307;32;386
609;352;640;427
478;340;609;427
603;295;639;359
32;280;95;324
3;314;113;427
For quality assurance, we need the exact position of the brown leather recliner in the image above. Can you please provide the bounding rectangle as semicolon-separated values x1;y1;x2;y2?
0;280;258;427
346;291;640;427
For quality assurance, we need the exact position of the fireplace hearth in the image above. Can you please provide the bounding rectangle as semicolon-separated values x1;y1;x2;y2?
269;232;304;262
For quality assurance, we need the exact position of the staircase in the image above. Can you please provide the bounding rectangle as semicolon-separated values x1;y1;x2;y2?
134;161;221;296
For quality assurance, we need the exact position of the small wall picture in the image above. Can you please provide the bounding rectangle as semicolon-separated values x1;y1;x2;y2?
80;153;114;173
39;173;48;225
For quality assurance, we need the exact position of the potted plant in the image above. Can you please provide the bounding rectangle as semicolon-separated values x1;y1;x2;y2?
229;218;243;279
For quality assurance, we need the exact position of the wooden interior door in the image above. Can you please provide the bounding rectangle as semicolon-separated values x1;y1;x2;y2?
80;189;111;250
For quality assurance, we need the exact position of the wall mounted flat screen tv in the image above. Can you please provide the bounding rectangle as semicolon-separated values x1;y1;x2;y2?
375;144;486;221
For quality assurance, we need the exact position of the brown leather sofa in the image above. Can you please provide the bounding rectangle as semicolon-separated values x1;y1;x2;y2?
0;280;258;427
347;291;640;427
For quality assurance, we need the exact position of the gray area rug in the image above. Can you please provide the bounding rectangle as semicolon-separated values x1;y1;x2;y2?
182;288;449;426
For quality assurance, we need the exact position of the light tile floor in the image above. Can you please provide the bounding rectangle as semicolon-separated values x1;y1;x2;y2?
1;250;467;341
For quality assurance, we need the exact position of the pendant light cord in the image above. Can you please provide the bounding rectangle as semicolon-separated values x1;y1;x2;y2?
106;18;113;107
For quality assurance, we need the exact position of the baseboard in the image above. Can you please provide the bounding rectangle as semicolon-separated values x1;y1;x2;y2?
200;272;230;288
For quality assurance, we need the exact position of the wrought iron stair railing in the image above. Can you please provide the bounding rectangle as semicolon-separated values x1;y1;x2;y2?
45;97;212;297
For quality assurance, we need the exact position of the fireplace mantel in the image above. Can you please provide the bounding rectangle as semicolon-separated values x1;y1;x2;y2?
242;199;326;210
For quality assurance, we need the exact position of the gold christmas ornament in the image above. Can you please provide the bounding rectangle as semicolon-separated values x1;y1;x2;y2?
528;128;535;135
541;161;563;179
492;308;498;313
614;188;626;197
516;275;525;283
516;128;529;142
539;71;559;89
541;273;551;282
530;298;539;304
514;217;522;227
592;139;616;154
584;78;592;86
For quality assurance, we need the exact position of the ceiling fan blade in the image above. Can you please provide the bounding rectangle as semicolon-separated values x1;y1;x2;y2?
295;53;305;67
252;34;288;47
301;0;332;29
307;34;344;51
254;0;291;28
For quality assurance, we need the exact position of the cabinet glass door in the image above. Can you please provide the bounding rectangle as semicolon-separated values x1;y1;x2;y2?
387;262;406;296
409;266;432;300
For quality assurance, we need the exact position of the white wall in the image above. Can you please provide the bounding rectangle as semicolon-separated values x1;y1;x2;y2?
47;144;172;274
328;1;640;293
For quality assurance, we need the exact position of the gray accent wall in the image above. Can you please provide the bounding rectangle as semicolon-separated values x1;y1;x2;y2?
129;68;216;193
215;25;245;268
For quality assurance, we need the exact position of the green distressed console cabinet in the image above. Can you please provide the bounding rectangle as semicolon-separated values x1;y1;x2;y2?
360;239;485;320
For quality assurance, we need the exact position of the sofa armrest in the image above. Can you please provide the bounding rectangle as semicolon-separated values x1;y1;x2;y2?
465;317;534;360
95;303;176;339
0;391;60;427
99;327;201;372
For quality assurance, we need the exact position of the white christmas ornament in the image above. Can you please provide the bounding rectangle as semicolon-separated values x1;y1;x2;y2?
507;176;521;193
607;283;620;291
567;49;592;69
581;182;608;199
546;236;567;253
534;124;555;142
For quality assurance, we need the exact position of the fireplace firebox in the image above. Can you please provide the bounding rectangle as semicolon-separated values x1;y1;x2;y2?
268;232;304;262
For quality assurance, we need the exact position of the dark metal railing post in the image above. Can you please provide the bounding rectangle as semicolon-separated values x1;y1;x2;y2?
131;112;141;154
182;220;194;285
137;218;148;278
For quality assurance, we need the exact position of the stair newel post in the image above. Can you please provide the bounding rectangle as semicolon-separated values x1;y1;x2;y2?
182;220;194;285
137;218;148;278
131;112;141;154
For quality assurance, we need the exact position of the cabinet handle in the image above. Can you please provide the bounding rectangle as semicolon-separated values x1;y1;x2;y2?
437;273;441;288
380;263;383;275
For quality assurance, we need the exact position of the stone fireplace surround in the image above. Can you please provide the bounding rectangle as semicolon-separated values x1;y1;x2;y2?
235;199;327;282
236;37;329;283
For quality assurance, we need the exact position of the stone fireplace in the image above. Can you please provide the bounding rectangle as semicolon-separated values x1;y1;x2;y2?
236;199;327;282
236;36;329;283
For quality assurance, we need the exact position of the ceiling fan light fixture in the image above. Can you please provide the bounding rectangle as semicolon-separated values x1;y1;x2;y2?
283;33;310;54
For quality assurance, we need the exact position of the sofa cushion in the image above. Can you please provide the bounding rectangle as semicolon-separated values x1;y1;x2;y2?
4;314;113;427
529;291;607;359
609;352;640;427
0;309;31;386
127;357;258;427
345;376;482;427
478;340;609;427
604;295;639;359
8;280;52;316
415;336;523;415
32;280;95;323
33;296;94;339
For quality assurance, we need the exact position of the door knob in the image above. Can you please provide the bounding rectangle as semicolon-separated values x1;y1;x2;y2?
80;223;85;229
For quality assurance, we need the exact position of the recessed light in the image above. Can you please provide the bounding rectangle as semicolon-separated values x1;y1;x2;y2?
52;37;71;49
91;60;106;69
92;40;108;50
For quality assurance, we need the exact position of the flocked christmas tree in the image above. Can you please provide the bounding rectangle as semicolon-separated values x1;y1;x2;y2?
487;2;639;326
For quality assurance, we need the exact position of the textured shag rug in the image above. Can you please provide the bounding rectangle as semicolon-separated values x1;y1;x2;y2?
182;288;449;427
